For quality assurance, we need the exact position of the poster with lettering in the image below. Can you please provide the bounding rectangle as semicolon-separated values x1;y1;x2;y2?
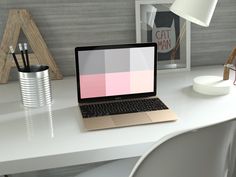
147;11;180;61
136;1;190;71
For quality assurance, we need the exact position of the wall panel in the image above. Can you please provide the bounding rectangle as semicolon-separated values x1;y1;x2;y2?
0;0;235;77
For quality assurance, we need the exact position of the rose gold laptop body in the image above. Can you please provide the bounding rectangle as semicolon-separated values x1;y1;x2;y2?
75;43;177;131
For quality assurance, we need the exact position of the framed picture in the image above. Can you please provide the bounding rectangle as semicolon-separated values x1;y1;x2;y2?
135;0;191;72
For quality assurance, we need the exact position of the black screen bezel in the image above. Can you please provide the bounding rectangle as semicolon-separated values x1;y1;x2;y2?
75;43;157;103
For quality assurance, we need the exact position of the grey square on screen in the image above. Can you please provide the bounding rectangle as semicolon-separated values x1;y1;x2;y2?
130;47;154;71
105;49;130;73
79;50;105;75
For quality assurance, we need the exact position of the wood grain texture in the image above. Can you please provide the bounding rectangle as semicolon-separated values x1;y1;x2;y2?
223;47;236;80
0;0;236;78
0;10;21;83
0;0;135;80
0;0;235;175
0;9;63;83
0;0;235;80
19;9;63;80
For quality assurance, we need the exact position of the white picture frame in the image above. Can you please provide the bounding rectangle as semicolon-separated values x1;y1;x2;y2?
135;0;191;72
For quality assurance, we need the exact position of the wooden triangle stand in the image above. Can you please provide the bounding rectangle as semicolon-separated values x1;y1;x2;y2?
0;9;63;83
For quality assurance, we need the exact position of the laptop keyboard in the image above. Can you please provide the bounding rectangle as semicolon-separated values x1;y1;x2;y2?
80;98;168;118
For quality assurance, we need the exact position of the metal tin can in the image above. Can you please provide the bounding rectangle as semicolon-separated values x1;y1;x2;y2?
19;65;52;107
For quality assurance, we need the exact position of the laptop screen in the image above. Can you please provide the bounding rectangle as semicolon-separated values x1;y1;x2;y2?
75;43;157;102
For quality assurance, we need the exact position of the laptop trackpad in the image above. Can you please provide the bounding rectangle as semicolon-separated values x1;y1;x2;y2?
84;116;115;130
112;113;151;127
147;110;177;122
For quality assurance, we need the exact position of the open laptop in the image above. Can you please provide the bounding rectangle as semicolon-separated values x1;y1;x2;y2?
75;43;177;130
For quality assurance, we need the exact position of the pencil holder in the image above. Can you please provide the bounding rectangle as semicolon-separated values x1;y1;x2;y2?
18;65;52;108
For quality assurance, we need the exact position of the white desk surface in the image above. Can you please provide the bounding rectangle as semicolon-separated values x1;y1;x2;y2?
0;65;236;175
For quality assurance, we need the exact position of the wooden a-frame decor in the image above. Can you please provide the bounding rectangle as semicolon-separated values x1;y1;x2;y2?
0;9;63;83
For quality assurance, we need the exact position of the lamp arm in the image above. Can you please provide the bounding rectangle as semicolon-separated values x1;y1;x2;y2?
223;47;236;80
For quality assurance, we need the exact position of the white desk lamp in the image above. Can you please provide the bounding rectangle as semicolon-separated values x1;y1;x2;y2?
170;0;234;95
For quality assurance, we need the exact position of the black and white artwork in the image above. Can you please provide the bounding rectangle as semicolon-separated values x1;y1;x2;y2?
148;11;180;61
135;0;190;71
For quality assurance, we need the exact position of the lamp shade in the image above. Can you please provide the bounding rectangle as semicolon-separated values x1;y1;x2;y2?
170;0;218;27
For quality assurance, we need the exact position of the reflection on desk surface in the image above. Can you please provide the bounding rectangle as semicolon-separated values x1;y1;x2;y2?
0;106;83;143
1;66;236;175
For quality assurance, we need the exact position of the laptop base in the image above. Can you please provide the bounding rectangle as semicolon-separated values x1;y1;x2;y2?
82;109;177;131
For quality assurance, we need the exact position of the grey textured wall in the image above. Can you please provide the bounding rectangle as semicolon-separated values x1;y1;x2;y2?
192;0;236;66
0;0;236;176
0;0;236;78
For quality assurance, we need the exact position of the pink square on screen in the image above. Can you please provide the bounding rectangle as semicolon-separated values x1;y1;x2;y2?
106;72;130;96
80;74;106;98
131;70;154;93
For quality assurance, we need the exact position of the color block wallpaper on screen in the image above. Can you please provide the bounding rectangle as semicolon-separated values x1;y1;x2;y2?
78;47;154;99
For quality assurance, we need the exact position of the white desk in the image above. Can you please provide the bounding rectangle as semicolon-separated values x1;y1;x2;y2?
0;65;236;175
